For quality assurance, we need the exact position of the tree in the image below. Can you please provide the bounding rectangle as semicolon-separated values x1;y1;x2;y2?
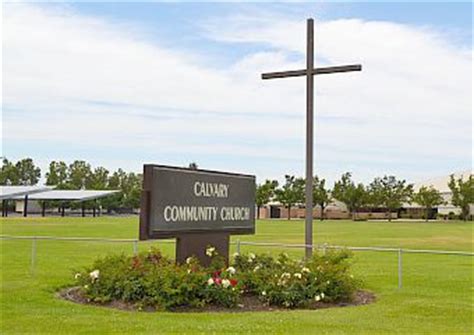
274;175;305;220
68;160;92;189
332;172;368;220
102;169;127;212
448;174;474;221
367;178;385;216
413;186;444;221
45;161;69;188
373;175;413;221
86;167;109;190
121;172;142;210
188;162;198;170
102;169;141;213
312;176;331;221
15;158;41;185
256;180;278;219
0;158;19;185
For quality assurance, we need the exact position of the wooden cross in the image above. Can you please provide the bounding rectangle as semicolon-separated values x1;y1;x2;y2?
261;18;362;259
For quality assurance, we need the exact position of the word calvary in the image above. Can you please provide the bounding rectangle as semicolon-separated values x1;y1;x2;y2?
194;182;229;198
164;206;250;222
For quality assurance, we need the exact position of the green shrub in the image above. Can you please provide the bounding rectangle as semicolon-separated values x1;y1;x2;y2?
73;246;360;310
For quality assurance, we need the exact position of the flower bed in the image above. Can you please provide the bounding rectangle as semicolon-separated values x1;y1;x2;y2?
68;246;371;311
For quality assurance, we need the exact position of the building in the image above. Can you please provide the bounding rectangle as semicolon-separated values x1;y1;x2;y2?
402;171;473;219
258;199;395;220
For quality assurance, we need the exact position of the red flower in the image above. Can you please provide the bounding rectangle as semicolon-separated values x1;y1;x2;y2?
213;270;221;277
132;257;141;269
229;279;238;287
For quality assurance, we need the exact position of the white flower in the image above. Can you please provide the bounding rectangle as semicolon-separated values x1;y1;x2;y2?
326;280;330;285
247;253;256;263
253;265;260;272
226;266;236;275
187;269;192;274
232;252;240;258
281;272;291;279
261;291;267;296
84;284;89;289
302;267;310;274
222;279;231;288
315;295;321;302
206;246;216;257
89;270;100;281
283;301;290;307
186;257;193;264
321;293;325;299
207;277;214;286
74;273;81;279
293;273;302;279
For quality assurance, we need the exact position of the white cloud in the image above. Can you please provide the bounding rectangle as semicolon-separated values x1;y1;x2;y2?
2;4;471;184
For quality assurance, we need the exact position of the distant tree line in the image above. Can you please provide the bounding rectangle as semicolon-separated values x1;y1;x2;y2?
256;172;473;221
2;158;472;219
1;157;141;213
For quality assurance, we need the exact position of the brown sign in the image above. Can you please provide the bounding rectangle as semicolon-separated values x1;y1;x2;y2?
140;164;255;240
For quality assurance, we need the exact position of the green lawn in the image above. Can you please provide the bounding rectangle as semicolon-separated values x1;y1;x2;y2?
1;217;473;334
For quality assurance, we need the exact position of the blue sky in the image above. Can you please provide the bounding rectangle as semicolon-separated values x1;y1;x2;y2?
59;2;473;64
2;2;472;185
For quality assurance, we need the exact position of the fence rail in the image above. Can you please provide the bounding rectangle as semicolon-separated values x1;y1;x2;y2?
1;235;472;289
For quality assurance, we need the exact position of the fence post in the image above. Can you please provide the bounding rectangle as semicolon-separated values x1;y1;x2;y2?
236;239;241;255
133;240;138;256
398;248;403;289
31;237;37;277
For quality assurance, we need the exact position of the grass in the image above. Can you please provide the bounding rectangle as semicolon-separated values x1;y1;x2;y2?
1;217;473;334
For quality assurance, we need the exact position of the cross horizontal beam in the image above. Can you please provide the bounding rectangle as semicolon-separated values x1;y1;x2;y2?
261;64;362;80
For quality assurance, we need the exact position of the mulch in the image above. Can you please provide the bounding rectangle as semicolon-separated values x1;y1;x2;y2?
58;287;375;313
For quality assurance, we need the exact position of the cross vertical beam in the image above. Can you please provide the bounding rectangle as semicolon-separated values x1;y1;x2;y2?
261;18;361;259
305;19;314;260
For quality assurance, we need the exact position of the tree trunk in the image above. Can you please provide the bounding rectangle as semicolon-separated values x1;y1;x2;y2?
257;206;261;219
462;207;468;221
320;204;324;221
352;210;356;221
425;207;429;222
387;210;392;222
287;205;291;220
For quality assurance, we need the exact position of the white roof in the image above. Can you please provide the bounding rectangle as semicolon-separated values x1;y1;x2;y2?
13;190;119;201
413;170;472;193
0;186;54;200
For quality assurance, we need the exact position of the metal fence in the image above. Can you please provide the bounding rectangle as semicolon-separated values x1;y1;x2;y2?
1;235;473;289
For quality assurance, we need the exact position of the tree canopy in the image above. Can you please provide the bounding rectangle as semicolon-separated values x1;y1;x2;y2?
332;172;368;219
448;174;474;220
312;176;331;220
274;175;305;220
413;186;444;221
256;179;278;218
371;175;413;221
0;158;40;185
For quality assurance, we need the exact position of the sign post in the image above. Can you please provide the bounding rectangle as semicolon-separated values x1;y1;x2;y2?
140;164;255;266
